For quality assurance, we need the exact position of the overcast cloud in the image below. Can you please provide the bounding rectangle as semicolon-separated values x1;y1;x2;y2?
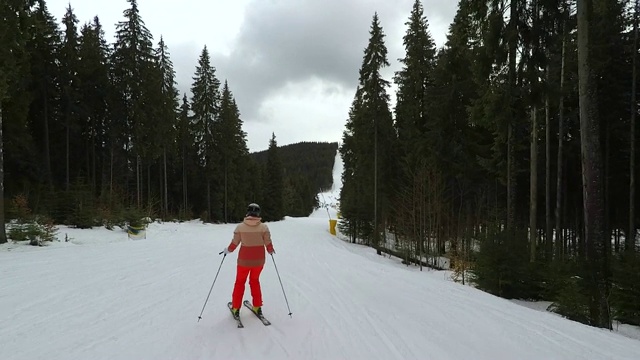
47;0;458;151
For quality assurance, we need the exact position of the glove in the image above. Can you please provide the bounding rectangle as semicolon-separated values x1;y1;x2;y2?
221;247;230;255
268;249;275;255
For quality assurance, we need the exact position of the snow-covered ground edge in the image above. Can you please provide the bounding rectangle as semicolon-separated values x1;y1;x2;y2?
509;299;640;341
329;224;640;343
0;219;207;253
318;149;640;342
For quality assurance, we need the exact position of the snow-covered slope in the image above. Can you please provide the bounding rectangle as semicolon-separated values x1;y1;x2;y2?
314;146;342;219
2;150;640;360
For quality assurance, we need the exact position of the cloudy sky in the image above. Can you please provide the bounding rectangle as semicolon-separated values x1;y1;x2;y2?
47;0;458;152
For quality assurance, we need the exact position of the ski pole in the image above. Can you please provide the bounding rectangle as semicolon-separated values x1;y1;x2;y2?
271;253;292;317
197;252;226;322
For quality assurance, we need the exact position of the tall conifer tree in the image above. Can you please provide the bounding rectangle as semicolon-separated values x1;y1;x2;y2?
27;0;61;188
264;133;285;221
78;16;110;192
394;0;437;168
156;36;180;216
190;46;221;221
218;81;249;222
340;13;396;251
112;0;157;205
577;0;610;330
60;5;81;190
0;0;33;243
176;94;192;216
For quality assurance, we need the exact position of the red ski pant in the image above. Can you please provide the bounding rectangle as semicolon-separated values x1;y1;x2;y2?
231;265;264;309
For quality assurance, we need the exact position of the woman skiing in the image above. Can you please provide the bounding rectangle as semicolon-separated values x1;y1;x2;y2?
221;203;274;317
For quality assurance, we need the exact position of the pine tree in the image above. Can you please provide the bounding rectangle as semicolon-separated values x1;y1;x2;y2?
0;0;33;244
59;4;81;190
392;0;441;260
339;92;365;242
176;94;192;218
555;1;569;261
577;0;611;329
27;0;61;188
218;81;249;222
190;45;222;221
589;0;631;256
505;0;521;232
630;0;639;254
428;0;486;263
394;0;437;168
155;36;180;217
229;97;251;221
431;0;482;176
111;0;157;206
264;133;285;221
78;16;110;193
218;82;233;222
340;13;396;252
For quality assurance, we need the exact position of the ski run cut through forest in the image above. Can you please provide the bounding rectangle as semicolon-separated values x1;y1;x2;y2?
1;151;640;360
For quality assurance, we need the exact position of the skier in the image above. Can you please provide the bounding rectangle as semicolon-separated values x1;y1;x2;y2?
221;203;274;318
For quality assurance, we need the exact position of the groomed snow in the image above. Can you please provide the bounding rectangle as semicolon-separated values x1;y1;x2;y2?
2;151;640;360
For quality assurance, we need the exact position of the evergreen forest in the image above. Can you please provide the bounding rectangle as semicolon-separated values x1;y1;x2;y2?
0;0;332;234
338;0;640;330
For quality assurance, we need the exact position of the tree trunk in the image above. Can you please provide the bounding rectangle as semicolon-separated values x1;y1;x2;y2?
91;117;96;192
374;114;381;255
43;83;52;188
136;155;141;209
0;105;7;244
563;175;569;256
158;161;163;216
507;0;518;231
545;63;553;262
65;94;70;191
164;148;168;218
182;146;187;215
577;0;611;329
629;0;638;254
207;178;211;223
556;7;568;261
224;158;228;223
147;163;151;210
530;108;538;262
604;121;611;249
110;147;114;202
85;138;90;188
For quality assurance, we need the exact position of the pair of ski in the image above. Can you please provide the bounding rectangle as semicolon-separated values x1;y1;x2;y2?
227;300;271;328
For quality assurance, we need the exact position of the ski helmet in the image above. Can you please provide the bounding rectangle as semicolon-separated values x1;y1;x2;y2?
247;203;260;217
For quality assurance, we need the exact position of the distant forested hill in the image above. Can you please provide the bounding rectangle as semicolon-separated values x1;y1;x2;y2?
251;141;338;192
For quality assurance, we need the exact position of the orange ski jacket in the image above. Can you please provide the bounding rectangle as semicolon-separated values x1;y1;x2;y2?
227;216;274;267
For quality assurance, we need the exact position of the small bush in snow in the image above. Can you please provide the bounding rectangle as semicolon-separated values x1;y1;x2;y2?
548;274;590;324
8;215;58;246
472;229;544;300
7;194;59;245
124;207;150;228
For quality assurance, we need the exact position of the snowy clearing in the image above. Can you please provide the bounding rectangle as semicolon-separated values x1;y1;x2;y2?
2;151;640;360
2;214;640;360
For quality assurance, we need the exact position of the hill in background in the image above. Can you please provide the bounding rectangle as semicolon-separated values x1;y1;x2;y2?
250;141;339;193
250;141;339;217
